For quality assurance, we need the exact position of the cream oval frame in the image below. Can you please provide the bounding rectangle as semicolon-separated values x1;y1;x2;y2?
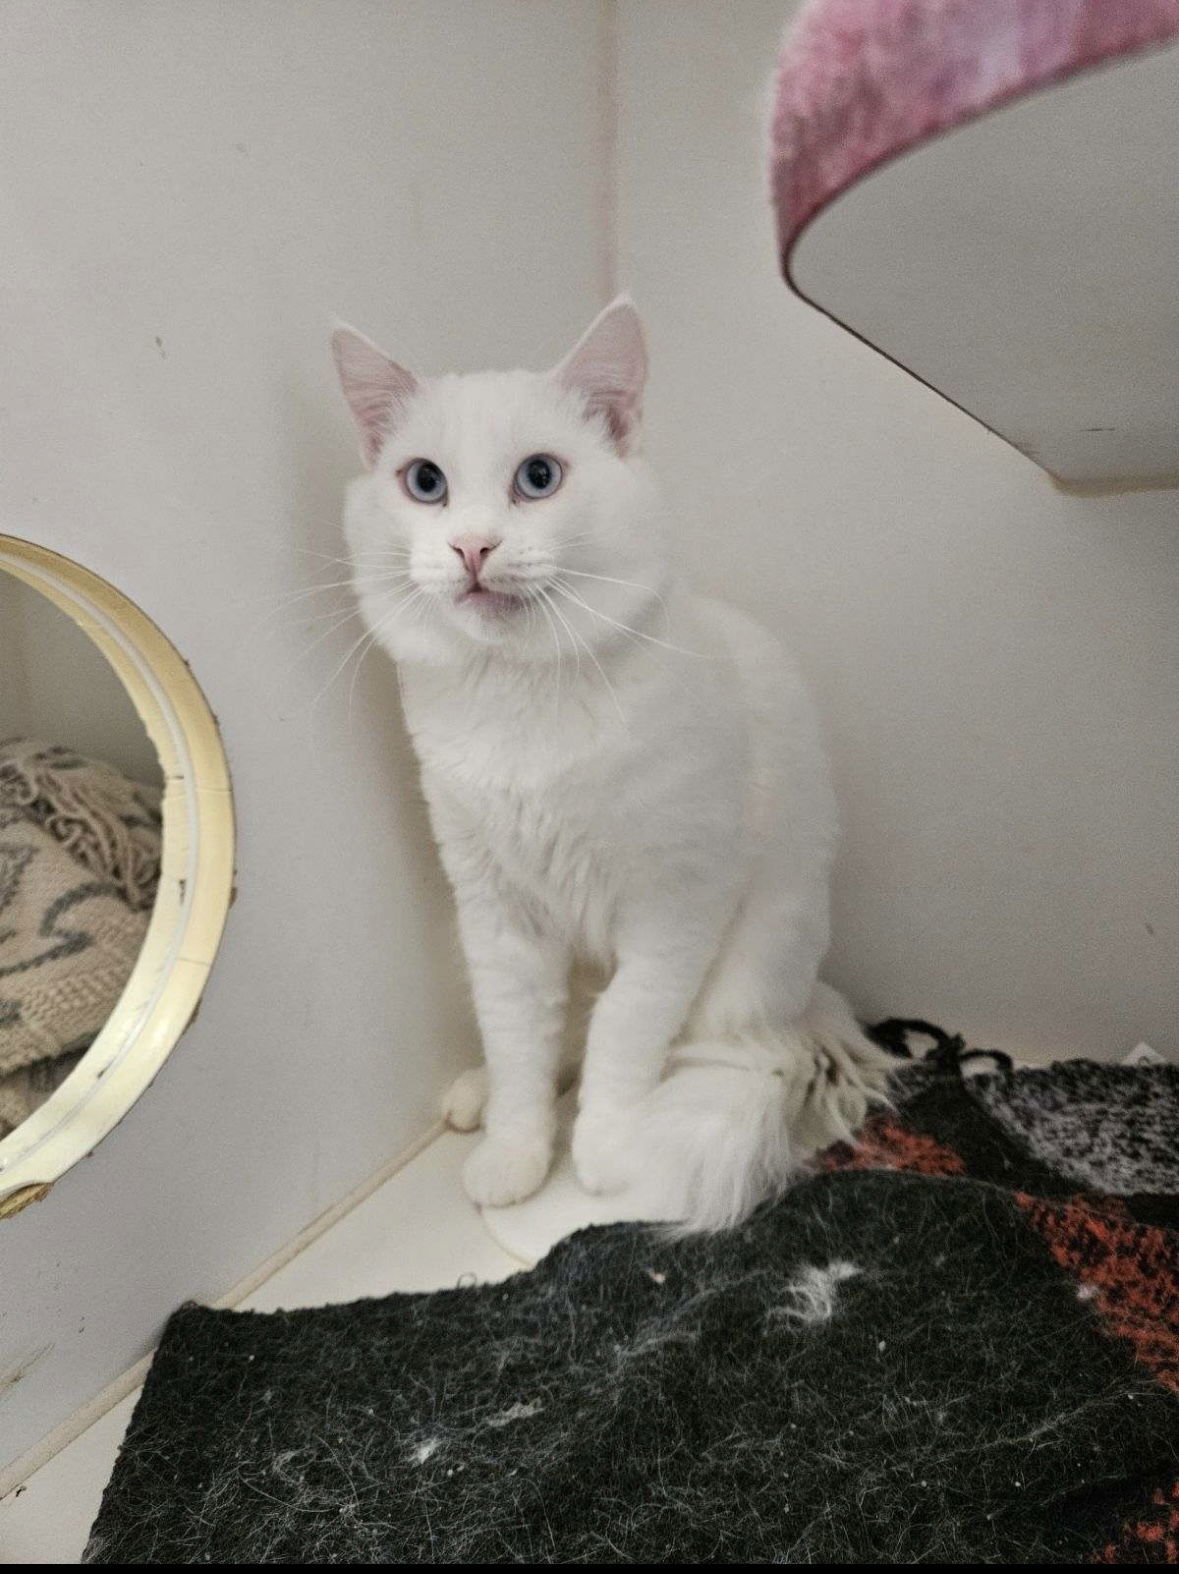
0;534;234;1217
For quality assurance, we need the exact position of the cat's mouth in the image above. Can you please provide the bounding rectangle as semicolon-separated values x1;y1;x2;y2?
455;585;526;616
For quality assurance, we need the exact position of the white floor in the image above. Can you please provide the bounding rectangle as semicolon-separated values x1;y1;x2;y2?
0;1128;516;1566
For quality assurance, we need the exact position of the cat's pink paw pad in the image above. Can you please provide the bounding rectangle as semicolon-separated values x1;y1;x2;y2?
572;1110;639;1196
462;1134;552;1208
440;1067;487;1132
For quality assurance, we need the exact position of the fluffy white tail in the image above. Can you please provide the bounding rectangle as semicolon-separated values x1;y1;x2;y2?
637;983;894;1233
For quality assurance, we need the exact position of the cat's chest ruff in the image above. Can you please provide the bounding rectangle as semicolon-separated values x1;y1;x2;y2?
421;723;621;870
420;727;623;950
411;691;637;909
409;685;624;799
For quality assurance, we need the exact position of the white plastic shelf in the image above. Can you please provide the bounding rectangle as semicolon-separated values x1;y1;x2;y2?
772;2;1179;490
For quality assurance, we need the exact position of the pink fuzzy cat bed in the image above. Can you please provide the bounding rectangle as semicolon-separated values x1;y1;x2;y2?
771;0;1179;252
770;0;1179;488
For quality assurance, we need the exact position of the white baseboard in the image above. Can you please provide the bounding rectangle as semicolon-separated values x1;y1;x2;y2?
0;1121;444;1500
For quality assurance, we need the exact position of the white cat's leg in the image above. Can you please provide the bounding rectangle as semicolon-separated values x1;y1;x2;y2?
441;1048;583;1133
687;874;829;1041
572;915;725;1195
454;896;569;1208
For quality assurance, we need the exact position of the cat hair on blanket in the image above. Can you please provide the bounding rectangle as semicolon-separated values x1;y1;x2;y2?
334;297;890;1231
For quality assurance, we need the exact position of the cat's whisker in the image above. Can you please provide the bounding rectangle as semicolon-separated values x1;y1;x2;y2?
297;604;368;661
295;545;412;564
309;587;426;711
328;604;410;717
292;604;369;648
292;548;366;569
289;602;369;634
257;570;411;623
265;575;384;606
551;579;705;658
526;589;546;662
347;591;425;724
558;568;671;628
309;623;377;710
530;589;564;718
542;587;628;732
539;586;583;688
350;553;415;570
263;591;406;641
295;558;398;581
279;602;355;631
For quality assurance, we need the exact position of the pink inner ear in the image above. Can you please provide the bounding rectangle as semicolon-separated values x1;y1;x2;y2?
596;398;632;450
332;326;418;468
554;298;648;453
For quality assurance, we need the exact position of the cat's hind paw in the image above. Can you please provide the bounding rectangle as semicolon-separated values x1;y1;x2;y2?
462;1133;552;1208
440;1067;488;1132
572;1106;640;1196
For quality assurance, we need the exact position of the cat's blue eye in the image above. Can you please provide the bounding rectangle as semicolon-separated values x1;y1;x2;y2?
513;454;564;501
403;459;448;503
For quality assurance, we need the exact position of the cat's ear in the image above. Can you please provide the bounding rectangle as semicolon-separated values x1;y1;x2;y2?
552;296;647;454
332;324;419;468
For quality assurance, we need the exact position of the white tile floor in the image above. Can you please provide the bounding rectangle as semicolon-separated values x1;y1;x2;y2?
0;1128;516;1565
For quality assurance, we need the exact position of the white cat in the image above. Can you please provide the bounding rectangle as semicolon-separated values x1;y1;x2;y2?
333;297;890;1232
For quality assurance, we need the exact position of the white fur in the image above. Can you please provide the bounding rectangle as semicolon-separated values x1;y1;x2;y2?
335;298;891;1232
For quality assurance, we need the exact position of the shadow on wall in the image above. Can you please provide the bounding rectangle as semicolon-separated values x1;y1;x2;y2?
280;369;476;1049
0;575;161;786
0;573;163;1142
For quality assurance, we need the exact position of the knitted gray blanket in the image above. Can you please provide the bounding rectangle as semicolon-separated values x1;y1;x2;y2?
0;739;161;1134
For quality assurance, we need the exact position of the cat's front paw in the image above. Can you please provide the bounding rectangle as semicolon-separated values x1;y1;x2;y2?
462;1132;552;1208
572;1107;639;1196
440;1067;488;1132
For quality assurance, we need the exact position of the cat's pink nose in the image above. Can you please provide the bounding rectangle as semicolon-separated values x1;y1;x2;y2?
450;534;499;582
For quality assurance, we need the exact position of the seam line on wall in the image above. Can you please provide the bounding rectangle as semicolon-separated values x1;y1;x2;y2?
596;0;620;303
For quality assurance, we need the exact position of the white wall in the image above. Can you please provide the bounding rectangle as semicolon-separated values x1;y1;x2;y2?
0;0;608;1471
615;0;1178;1062
0;575;160;784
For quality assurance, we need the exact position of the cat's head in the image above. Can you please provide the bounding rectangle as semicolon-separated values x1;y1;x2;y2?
333;298;667;665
